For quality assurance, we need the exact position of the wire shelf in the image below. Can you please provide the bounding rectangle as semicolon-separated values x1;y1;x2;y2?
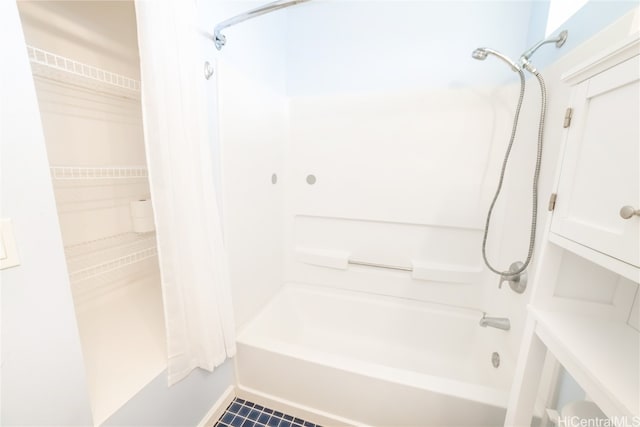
66;232;157;284
70;259;160;306
27;45;141;97
50;166;148;180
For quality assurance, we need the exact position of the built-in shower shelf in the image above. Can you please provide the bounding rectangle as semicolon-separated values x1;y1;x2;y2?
66;232;157;285
27;45;140;98
50;166;148;180
530;307;639;418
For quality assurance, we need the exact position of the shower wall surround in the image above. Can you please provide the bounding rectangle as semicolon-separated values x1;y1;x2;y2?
217;62;287;330
213;4;548;403
212;0;542;347
227;4;638;423
204;0;289;332
282;1;540;363
286;88;509;308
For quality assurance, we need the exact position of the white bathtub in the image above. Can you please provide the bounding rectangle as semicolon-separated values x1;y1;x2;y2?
236;283;511;426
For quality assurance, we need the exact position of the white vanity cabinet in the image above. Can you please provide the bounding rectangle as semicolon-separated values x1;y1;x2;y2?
550;47;640;274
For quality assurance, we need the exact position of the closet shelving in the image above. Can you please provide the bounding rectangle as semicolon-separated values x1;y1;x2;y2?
49;166;152;215
27;45;141;98
65;232;157;285
34;49;155;293
24;16;164;423
50;166;156;291
50;166;148;180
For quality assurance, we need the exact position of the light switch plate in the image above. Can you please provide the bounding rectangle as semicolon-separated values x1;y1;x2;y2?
0;219;20;270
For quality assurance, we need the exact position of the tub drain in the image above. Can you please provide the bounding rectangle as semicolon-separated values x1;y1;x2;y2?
491;352;500;368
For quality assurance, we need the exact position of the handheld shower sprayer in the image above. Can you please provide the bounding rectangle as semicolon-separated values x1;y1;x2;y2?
471;48;521;72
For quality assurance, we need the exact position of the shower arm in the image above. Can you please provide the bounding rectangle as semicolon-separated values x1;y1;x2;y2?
520;30;568;63
213;0;311;50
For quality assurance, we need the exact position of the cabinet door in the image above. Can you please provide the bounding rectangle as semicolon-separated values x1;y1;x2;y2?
552;56;639;268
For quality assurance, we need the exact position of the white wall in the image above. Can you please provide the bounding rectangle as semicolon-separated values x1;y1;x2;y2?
0;1;93;424
285;0;534;96
103;362;235;427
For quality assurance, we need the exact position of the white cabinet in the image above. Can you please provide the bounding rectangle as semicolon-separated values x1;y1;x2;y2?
505;31;640;427
551;54;640;270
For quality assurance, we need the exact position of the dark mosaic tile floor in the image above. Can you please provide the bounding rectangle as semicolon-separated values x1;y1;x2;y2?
215;398;322;427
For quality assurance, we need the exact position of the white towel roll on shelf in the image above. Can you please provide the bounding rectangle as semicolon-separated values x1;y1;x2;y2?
130;199;155;233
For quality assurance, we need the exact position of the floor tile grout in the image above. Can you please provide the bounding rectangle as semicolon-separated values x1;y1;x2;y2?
215;397;321;427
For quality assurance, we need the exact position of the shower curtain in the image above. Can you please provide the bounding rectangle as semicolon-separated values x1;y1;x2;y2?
134;0;235;385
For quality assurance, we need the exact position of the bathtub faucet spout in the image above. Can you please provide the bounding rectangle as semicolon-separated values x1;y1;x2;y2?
479;313;511;331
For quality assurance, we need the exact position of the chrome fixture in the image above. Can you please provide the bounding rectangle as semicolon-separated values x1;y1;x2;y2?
471;48;521;72
306;174;317;185
348;259;412;272
520;30;568;63
213;0;311;50
620;205;640;219
491;352;500;368
479;313;511;331
472;31;567;287
519;31;569;73
499;262;527;294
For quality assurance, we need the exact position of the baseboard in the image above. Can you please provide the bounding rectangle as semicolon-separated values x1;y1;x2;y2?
197;385;236;427
236;385;368;427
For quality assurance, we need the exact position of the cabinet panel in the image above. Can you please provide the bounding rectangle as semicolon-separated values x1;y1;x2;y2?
552;56;640;268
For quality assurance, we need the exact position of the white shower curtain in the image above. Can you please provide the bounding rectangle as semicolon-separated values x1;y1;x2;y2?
134;0;235;385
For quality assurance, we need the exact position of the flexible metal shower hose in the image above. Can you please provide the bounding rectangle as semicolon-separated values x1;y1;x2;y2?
482;69;547;278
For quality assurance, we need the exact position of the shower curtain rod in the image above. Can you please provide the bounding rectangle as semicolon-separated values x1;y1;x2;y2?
213;0;311;50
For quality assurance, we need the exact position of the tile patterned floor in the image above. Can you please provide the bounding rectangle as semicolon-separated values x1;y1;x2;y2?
215;398;322;427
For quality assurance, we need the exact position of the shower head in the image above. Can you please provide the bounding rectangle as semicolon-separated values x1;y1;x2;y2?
472;48;488;60
472;48;521;72
520;30;568;62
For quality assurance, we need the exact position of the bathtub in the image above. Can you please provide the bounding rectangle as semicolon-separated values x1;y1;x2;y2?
236;283;511;426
